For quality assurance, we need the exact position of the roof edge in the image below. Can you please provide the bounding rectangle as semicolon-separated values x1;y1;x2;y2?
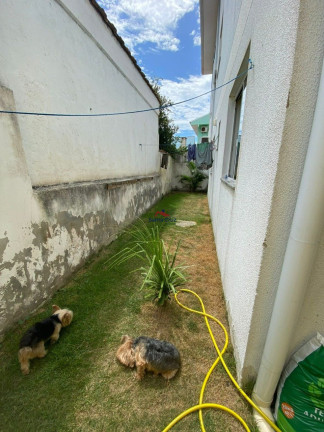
88;0;159;100
200;0;219;75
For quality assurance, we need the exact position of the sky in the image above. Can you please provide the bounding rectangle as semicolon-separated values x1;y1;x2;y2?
97;0;212;138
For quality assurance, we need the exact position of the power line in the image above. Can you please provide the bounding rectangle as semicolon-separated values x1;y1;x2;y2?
0;61;253;118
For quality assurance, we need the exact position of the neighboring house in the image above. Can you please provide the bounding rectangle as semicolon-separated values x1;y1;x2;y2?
0;0;161;338
190;113;210;143
200;0;324;425
189;114;210;191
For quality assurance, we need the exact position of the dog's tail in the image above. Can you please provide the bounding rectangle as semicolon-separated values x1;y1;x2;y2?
18;347;33;374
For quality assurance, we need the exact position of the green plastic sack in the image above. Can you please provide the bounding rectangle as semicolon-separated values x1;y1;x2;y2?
274;333;324;432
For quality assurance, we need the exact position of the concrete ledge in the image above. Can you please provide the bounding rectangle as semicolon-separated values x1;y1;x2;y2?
32;174;160;192
221;176;236;190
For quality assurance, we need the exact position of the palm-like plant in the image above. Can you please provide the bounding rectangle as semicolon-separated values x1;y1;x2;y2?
180;161;208;192
106;220;187;305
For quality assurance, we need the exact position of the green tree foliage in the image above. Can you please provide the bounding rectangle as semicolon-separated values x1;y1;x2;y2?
151;80;187;158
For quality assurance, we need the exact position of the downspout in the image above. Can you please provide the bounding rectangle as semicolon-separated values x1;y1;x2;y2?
252;54;324;431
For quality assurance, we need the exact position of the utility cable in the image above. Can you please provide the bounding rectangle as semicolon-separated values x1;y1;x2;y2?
161;289;281;432
0;61;253;118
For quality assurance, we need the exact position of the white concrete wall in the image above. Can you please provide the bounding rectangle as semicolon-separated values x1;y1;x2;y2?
0;82;161;340
207;0;324;382
0;0;161;338
0;0;159;186
160;153;174;195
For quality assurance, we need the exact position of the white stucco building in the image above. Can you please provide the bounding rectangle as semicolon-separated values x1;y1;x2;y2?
200;0;324;422
0;0;163;338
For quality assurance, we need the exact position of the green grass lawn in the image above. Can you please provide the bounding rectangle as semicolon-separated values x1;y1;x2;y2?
0;192;257;432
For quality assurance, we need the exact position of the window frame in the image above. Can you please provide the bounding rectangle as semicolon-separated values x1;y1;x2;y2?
228;78;247;180
222;47;251;189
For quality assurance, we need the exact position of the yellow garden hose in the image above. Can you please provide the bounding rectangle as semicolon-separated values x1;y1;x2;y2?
162;403;250;431
161;289;282;432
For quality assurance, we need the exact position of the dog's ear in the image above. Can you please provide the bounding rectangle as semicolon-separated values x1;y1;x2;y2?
52;305;60;312
121;335;130;344
61;311;73;327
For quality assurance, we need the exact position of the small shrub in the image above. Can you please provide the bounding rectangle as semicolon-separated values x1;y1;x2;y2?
180;161;208;192
106;220;187;305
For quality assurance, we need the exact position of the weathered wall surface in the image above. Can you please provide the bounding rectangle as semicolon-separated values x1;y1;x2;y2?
0;85;161;339
0;0;161;339
0;0;207;340
159;153;174;195
1;179;162;338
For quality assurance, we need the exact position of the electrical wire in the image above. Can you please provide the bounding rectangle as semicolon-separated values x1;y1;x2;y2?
161;289;281;432
0;61;253;118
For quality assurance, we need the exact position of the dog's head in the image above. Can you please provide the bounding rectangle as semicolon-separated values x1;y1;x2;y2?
116;335;135;368
52;305;73;327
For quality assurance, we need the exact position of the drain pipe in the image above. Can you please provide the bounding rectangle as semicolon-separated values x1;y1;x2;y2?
252;54;324;432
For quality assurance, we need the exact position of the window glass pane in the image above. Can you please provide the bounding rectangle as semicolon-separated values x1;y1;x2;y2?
238;84;247;144
229;80;247;179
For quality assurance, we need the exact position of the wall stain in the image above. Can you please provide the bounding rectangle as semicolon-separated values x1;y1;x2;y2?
0;237;9;262
0;178;162;340
32;221;52;246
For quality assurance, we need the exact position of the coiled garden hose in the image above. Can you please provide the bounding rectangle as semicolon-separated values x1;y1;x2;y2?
161;289;282;432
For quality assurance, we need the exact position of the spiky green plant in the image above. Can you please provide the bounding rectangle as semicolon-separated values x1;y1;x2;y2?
180;161;208;192
106;220;187;305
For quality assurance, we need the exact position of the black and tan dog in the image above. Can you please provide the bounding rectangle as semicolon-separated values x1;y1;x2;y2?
18;305;73;375
116;335;181;380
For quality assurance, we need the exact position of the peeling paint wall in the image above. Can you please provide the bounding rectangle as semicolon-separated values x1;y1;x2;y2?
0;170;162;338
0;0;161;339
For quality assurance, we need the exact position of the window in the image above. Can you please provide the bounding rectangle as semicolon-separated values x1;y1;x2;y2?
201;137;209;143
220;47;250;188
228;77;247;180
